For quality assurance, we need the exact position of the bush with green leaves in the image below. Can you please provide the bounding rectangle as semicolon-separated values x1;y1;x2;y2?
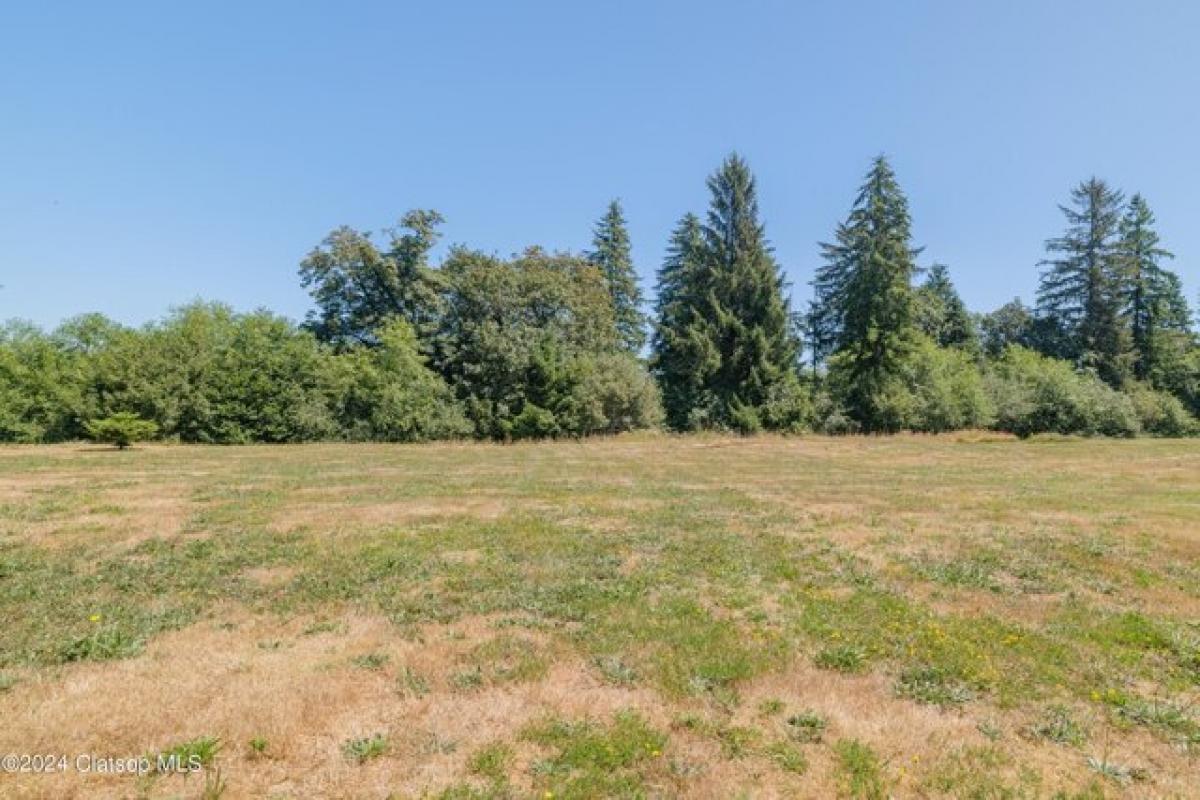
332;319;470;442
1148;344;1200;419
504;349;662;440
1128;384;1198;437
0;320;87;442
84;412;159;449
75;303;340;444
825;337;992;434
986;346;1140;438
905;337;994;433
510;403;560;440
755;375;814;434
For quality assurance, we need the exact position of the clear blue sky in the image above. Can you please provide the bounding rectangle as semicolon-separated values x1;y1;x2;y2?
3;1;1197;329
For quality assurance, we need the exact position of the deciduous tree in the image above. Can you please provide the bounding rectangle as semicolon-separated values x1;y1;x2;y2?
299;210;445;347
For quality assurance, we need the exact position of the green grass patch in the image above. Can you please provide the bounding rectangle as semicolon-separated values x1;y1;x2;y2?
522;710;666;799
342;733;388;764
834;739;888;800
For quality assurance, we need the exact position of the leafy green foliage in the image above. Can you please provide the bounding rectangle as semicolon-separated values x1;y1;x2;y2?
1128;383;1198;437
1026;705;1087;746
986;346;1141;437
766;740;808;774
895;664;978;708
834;739;888;800
82;303;340;444
432;247;659;439
332;319;470;442
521;711;666;798
299;210;445;346
84;412;158;449
904;337;994;432
979;298;1034;358
785;711;827;743
156;736;222;771
0;320;88;442
814;643;867;673
467;741;513;783
341;733;388;764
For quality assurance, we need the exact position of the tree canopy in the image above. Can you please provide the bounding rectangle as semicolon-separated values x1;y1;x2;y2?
2;153;1197;444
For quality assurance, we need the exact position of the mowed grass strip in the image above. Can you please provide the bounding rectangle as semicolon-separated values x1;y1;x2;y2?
0;434;1197;798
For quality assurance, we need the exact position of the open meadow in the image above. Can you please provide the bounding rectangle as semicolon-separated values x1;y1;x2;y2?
1;435;1199;798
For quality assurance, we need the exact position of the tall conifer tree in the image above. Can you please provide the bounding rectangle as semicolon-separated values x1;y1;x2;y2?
650;155;798;431
1115;194;1179;380
696;154;798;430
589;200;646;353
916;263;977;351
813;156;920;431
1036;179;1130;385
650;213;713;428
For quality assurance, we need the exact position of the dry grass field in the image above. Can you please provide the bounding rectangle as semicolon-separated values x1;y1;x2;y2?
1;434;1199;798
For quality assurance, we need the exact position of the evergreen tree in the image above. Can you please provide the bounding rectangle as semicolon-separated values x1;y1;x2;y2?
915;263;978;351
588;200;646;353
1036;179;1130;385
650;213;714;429
814;156;921;431
696;154;799;431
1157;272;1193;333
806;281;842;376
650;155;799;431
1115;194;1182;380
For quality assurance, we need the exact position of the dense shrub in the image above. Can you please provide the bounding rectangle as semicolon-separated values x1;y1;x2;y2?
127;304;340;443
3;284;1189;444
510;403;560;440
1149;345;1200;419
1128;384;1198;437
751;376;814;434
332;319;470;442
986;346;1140;437
562;352;663;436
825;354;913;434
812;392;861;435
503;346;662;439
905;339;994;433
85;412;158;449
824;337;991;434
0;320;88;442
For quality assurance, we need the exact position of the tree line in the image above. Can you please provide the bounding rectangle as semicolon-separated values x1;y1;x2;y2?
2;154;1198;444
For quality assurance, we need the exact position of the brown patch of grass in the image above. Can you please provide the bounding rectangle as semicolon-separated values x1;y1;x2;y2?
270;497;513;533
0;613;669;799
